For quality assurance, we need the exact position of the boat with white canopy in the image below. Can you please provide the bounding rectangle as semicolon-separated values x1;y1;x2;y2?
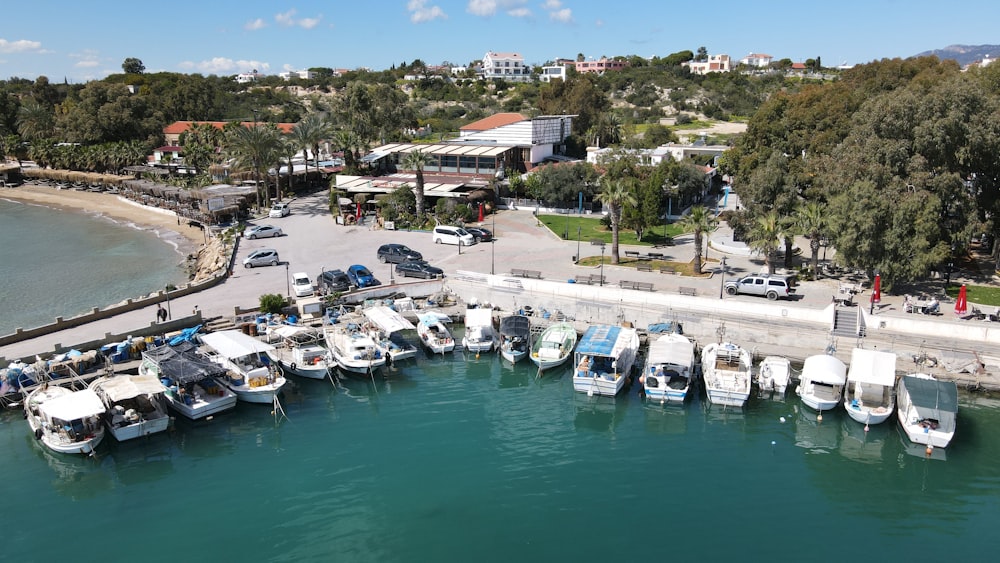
200;330;286;404
844;348;897;426
461;307;497;354
362;305;418;362
640;332;696;404
89;374;171;441
24;385;105;455
797;354;847;412
264;325;335;380
573;325;639;397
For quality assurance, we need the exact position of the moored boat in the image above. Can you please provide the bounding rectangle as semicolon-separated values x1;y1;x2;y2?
24;385;105;455
756;355;792;398
797;354;847;412
362;305;418;362
200;330;286;404
461;307;497;353
844;348;897;426
700;342;753;407
416;312;456;354
640;332;696;404
572;324;639;397
498;314;531;363
89;374;171;441
897;373;957;449
139;342;237;420
264;325;335;380
325;321;387;375
530;321;577;371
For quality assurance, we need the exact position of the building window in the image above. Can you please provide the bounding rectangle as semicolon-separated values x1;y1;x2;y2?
459;156;477;174
440;155;458;173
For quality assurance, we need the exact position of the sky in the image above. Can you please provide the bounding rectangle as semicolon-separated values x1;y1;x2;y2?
2;0;999;83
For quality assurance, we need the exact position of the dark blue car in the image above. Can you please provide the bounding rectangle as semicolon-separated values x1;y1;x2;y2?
346;264;378;288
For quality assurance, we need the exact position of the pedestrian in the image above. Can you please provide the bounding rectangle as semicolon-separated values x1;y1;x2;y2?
157;304;168;323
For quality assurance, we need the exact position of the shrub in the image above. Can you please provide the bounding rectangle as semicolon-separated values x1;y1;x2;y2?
259;293;286;314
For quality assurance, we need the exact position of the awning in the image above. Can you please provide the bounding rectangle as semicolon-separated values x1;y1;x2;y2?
363;306;415;333
94;375;166;402
40;389;105;421
902;376;959;413
847;349;897;386
802;354;847;385
142;342;228;384
499;315;530;337
464;308;493;329
200;330;275;359
646;334;695;368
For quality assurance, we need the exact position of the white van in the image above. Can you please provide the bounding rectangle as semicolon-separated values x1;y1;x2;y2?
432;225;476;246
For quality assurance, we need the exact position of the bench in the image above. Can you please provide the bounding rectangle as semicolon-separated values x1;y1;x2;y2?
619;280;636;290
635;281;654;291
624;250;640;258
646;252;664;260
574;275;593;285
659;266;676;274
636;263;652;272
511;269;542;279
589;274;605;285
678;287;697;296
620;280;655;291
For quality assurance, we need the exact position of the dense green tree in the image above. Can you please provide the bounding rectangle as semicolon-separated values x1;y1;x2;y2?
747;211;783;274
595;178;637;264
225;123;284;209
402;149;434;219
122;57;145;75
796;201;828;280
17;100;55;142
531;161;599;206
677;205;717;274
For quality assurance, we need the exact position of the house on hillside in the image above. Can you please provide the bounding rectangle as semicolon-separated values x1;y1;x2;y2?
739;53;773;68
540;64;568;83
279;69;315;80
574;56;629;74
683;54;732;75
481;52;533;82
235;71;259;84
163;121;296;146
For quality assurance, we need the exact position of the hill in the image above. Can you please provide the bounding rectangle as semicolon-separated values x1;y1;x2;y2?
914;44;1000;66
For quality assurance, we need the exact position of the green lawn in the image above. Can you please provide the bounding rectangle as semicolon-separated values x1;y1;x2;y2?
539;214;684;247
945;284;1000;307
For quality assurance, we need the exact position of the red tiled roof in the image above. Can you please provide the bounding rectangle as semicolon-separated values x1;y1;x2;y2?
163;120;295;135
460;113;528;131
155;146;182;152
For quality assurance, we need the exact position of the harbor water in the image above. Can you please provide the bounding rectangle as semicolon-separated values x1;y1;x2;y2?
2;350;999;561
0;197;189;335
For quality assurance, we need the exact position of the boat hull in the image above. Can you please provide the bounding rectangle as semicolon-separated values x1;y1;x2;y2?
227;383;285;404
900;422;955;448
501;349;528;364
573;372;626;396
847;404;893;425
164;382;238;420
706;389;750;407
42;432;104;455
532;353;572;371
279;361;330;379
108;415;171;441
643;385;688;404
799;394;840;412
462;339;495;353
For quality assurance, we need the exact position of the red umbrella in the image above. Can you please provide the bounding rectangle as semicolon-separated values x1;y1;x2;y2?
871;274;881;304
477;202;484;222
356;202;361;221
955;284;968;316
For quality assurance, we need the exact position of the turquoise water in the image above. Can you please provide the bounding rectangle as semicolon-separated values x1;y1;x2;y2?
2;350;998;562
0;197;189;334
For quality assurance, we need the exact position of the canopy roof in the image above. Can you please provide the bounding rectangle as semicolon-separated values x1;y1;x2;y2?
200;330;275;359
418;312;452;326
363;306;415;334
464;308;493;329
646;333;695;368
577;325;635;359
499;315;530;337
142;341;228;384
848;348;898;386
802;354;847;385
94;375;166;402
40;388;104;421
902;375;958;413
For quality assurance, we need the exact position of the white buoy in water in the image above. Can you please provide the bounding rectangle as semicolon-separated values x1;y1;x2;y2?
817;413;823;422
779;416;786;423
588;388;594;397
864;424;870;433
771;440;776;446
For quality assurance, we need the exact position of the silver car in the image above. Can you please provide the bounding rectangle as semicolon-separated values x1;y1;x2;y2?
246;225;283;239
243;248;280;268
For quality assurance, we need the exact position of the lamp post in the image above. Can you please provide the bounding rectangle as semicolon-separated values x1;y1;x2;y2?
164;285;172;320
491;210;496;275
600;244;605;286
285;263;290;298
719;257;727;299
576;226;581;263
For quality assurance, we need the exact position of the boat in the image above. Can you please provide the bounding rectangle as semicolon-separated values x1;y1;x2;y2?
139;341;238;420
24;385;105;455
89;374;171;441
199;330;287;404
700;342;753;407
498;314;531;363
530;321;578;371
640;332;696;404
897;373;958;449
264;325;335;379
756;355;792;398
797;354;847;412
362;305;418;362
325;321;387;375
572;324;640;396
416;312;456;354
461;307;497;353
844;348;897;426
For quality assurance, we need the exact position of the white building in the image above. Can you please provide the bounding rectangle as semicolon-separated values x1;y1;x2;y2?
587;141;728;167
539;64;568;83
481;52;533;82
683;54;732;75
234;71;259;84
279;70;315;80
739;53;773;68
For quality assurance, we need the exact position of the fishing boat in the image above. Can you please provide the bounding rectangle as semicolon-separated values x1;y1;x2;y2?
700;342;753;407
416;312;456;354
264;325;335;380
461;307;497;353
530;321;578;371
572;324;639;396
139;342;237;421
897;373;957;449
640;332;696;404
498;314;531;363
756;355;793;398
199;330;286;404
797;354;847;412
24;385;105;455
844;348;897;426
325;321;387;375
362;305;418;362
89;374;171;441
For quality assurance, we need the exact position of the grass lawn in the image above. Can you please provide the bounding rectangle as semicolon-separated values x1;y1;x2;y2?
539;214;685;247
576;255;714;278
945;284;1000;307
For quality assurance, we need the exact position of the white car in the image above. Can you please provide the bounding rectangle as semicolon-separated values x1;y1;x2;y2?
291;272;314;297
246;225;283;239
269;202;290;218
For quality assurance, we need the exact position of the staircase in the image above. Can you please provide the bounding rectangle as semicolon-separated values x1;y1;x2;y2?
832;306;865;338
204;315;237;333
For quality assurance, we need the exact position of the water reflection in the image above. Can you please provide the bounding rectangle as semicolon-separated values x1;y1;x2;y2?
793;405;842;454
29;436;113;499
839;417;889;464
573;395;629;434
642;399;688;435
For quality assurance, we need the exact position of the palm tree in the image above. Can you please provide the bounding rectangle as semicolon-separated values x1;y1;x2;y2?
796;201;827;280
748;211;783;274
402;149;434;219
333;129;361;172
677;205;718;275
595;178;637;265
292;113;329;182
16;100;55;143
225;123;283;210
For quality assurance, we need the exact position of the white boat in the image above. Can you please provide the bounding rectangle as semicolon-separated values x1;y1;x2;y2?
756;355;793;398
140;342;237;421
362;305;418;362
89;374;171;441
498;315;531;363
200;330;287;404
24;385;105;455
325;322;387;375
573;324;639;396
844;348;897;426
797;354;847;412
531;321;578;371
641;332;696;404
701;342;753;407
264;325;335;379
416;312;456;354
461;307;497;353
897;373;957;449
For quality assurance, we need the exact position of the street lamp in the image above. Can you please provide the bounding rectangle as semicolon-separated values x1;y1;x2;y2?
164;285;172;320
576;226;581;263
285;263;290;298
719;257;727;299
491;210;496;275
591;239;606;287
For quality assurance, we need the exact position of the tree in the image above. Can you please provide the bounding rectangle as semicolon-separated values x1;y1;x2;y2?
677;205;717;274
696;47;708;62
531;161;599;205
595;178;637;265
747;211;783;274
796;201;827;280
622;168;666;242
16;100;54;142
402;149;434;219
122;58;145;75
291;113;329;181
225;123;284;210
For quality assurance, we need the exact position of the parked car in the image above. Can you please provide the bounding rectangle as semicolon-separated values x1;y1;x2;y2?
432;225;476;246
269;202;290;218
377;243;423;264
316;269;351;293
245;225;283;239
243;248;280;268
395;260;444;279
724;274;796;301
291;272;314;297
465;227;493;242
346;264;378;288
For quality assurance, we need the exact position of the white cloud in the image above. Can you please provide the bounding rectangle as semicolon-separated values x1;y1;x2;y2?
299;17;321;29
549;8;572;23
507;7;531;17
178;57;271;74
273;9;321;28
467;0;496;16
245;18;266;31
74;60;99;68
468;0;531;18
0;38;43;53
275;9;297;26
408;0;447;23
542;0;561;9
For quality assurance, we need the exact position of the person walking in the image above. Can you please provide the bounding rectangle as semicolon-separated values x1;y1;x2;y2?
157;304;168;323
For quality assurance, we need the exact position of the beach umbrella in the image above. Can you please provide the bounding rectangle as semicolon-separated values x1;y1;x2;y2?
356;201;361;221
871;274;881;304
955;284;968;316
478;202;484;222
